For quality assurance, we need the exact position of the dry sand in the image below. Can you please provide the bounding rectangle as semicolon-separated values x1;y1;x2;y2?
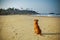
0;15;60;40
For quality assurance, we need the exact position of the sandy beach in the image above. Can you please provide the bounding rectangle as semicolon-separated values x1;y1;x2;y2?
0;15;60;40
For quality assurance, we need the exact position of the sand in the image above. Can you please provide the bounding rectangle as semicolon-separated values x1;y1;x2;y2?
0;15;60;40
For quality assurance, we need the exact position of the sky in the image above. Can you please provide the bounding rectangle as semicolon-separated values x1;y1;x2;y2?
0;0;60;13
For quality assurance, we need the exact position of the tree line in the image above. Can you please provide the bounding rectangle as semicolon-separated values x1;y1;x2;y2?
0;8;39;15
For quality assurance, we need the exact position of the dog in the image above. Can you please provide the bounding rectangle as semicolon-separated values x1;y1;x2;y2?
34;19;42;35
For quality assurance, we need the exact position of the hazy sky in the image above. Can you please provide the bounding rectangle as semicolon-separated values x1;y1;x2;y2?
0;0;60;13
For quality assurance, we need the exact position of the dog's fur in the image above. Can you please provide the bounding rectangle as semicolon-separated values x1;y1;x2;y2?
34;19;42;35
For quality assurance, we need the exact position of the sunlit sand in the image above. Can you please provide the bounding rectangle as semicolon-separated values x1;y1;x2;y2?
0;15;60;40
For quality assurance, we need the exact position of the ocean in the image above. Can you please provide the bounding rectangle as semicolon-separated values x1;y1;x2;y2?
32;13;60;17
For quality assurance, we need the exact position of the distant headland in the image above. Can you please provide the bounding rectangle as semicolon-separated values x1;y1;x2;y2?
0;8;39;15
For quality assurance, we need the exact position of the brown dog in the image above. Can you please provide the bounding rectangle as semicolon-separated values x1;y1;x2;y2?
34;19;42;35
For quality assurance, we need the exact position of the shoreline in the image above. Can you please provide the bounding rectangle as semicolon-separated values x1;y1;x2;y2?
0;15;60;17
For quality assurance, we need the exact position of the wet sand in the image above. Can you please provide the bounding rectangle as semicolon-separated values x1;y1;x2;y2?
0;15;60;40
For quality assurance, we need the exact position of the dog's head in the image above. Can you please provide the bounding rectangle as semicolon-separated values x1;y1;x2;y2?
34;19;38;24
